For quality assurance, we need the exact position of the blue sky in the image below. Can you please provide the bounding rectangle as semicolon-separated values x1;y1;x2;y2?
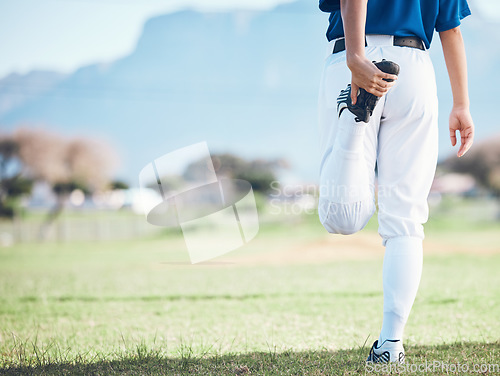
0;0;499;79
1;0;499;180
0;0;292;78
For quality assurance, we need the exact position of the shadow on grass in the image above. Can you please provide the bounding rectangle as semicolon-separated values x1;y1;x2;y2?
1;341;498;376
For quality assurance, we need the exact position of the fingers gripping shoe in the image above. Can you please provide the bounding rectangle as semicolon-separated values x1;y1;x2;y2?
336;59;400;123
366;340;405;364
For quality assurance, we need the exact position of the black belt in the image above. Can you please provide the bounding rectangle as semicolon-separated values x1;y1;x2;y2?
332;36;425;54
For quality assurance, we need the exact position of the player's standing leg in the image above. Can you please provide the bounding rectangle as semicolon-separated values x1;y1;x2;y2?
369;45;439;362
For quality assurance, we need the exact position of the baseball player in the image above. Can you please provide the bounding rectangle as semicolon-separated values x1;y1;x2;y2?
318;0;474;363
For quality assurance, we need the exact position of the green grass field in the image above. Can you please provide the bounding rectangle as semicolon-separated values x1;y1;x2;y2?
1;201;499;375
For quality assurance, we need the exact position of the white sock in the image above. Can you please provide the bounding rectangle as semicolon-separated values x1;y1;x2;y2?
379;237;423;344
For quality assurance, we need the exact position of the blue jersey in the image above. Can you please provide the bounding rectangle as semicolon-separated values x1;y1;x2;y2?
319;0;471;48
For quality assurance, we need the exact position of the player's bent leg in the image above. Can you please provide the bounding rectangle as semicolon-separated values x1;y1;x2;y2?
318;198;375;235
317;48;380;236
318;197;375;235
318;99;378;236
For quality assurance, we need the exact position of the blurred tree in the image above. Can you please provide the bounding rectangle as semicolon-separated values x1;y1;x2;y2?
110;180;129;190
0;135;33;218
443;135;500;196
183;153;286;193
15;129;118;190
11;128;119;237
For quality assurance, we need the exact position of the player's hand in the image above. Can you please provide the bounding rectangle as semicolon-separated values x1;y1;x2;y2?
449;105;474;157
346;55;398;104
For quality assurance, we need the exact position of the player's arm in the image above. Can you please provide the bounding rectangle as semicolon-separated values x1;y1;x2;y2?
340;0;397;104
439;26;474;157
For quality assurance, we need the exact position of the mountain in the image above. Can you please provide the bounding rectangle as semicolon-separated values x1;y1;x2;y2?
0;0;497;183
0;71;67;116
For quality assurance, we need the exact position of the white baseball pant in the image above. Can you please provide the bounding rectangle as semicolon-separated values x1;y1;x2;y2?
318;35;439;342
